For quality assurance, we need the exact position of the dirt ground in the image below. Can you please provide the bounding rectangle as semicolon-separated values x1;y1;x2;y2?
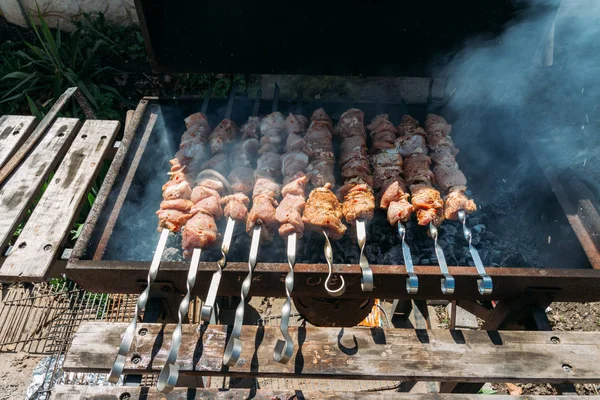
0;352;43;400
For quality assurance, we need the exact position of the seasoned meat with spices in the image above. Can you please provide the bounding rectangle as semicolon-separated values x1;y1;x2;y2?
410;184;444;226
338;181;375;224
228;167;255;195
302;183;346;239
432;164;467;192
444;186;477;220
182;212;219;257
209;119;238;154
222;193;250;221
157;209;193;232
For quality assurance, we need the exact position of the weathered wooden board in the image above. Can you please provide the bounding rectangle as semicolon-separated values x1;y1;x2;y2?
0;118;80;252
0;87;78;185
49;385;592;400
0;120;120;281
0;115;37;169
64;322;600;383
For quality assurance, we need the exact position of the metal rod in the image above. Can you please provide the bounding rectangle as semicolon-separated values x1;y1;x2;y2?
458;210;493;295
222;224;261;367
323;230;345;297
272;84;280;113
252;89;262;117
398;222;418;294
201;83;212;115
108;228;169;383
201;217;235;322
273;233;296;364
429;223;455;295
356;219;374;291
157;247;200;393
225;82;237;119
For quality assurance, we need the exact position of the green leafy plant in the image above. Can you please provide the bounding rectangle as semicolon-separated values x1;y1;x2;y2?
0;11;127;118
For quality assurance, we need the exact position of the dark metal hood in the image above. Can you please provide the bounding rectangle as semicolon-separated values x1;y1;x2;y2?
135;0;560;76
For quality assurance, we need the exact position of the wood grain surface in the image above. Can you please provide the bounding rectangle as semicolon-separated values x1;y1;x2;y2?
0;120;119;281
0;115;37;169
64;322;599;383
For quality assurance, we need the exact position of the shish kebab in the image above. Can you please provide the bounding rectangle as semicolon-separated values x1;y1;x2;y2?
302;109;347;297
335;109;375;292
273;109;309;364
157;112;238;393
223;103;287;367
108;104;212;383
201;111;262;323
396;116;455;294
424;114;492;295
366;114;419;294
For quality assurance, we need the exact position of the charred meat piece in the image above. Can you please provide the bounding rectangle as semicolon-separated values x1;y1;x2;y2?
306;159;336;188
209;119;238;154
302;183;346;240
334;108;365;139
371;148;403;189
403;153;435;186
222;193;250;221
425;113;453;136
396;134;427;158
397;115;425;137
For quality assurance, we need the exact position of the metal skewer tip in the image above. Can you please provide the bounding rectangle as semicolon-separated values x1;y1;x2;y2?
201;217;236;323
356;219;374;291
273;232;296;364
108;228;170;383
397;222;418;294
323;230;345;297
157;247;200;393
223;224;261;367
458;210;493;295
429;223;455;295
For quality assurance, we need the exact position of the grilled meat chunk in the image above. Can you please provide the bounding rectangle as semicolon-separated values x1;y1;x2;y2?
432;164;467;192
302;183;346;240
338;181;375;224
285;113;308;136
157;209;193;232
201;153;229;176
444;186;476;220
209;119;238;154
403;153;435;186
410;183;444;226
228;167;255;195
396;134;427;158
162;180;192;200
282;151;309;179
425;114;452;136
222;193;250;221
241;116;260;140
182;212;219;258
276;174;308;238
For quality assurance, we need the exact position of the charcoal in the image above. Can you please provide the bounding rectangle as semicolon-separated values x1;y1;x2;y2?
383;245;403;265
473;224;486;233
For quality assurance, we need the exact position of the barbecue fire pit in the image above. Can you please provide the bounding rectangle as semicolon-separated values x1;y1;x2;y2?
2;0;600;398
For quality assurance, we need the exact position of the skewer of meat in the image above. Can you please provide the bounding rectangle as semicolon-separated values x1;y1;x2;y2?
335;109;375;292
201;115;261;323
367;114;418;294
223;105;287;367
109;110;211;384
396;115;456;294
273;112;309;364
424;114;492;295
302;108;347;296
158;115;238;393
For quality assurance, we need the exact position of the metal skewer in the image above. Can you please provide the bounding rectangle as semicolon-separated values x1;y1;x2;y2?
324;230;345;297
108;228;169;383
458;210;493;295
429;223;455;295
157;247;200;392
273;232;296;363
201;216;235;322
397;222;418;294
223;224;261;366
356;219;374;291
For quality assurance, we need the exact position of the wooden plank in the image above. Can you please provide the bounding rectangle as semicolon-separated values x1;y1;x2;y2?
0;116;37;169
0;118;80;253
0;87;78;185
0;120;119;281
64;322;600;383
49;386;591;400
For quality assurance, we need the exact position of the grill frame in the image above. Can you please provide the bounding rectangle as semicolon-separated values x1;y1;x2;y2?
66;92;600;303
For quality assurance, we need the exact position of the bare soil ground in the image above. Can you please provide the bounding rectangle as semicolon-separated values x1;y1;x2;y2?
0;352;43;400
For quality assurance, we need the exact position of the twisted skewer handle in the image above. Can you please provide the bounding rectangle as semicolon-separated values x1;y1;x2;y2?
398;222;418;294
273;233;296;363
458;210;493;295
323;230;345;297
223;224;261;367
429;223;455;295
202;217;236;322
356;219;374;291
108;228;169;383
157;247;200;393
